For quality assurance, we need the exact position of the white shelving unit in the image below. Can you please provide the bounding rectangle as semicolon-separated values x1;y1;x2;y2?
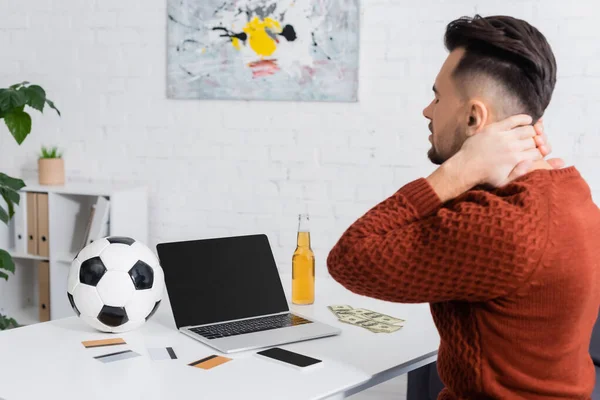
0;180;147;326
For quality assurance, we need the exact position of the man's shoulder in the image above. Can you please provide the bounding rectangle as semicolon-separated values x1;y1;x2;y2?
437;167;594;214
444;181;549;212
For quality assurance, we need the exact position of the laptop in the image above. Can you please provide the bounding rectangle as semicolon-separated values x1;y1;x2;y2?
155;234;341;354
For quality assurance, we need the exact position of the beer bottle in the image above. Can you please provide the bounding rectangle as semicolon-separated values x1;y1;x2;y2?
292;214;315;305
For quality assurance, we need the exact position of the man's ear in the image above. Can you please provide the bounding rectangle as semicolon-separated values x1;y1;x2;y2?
465;100;488;136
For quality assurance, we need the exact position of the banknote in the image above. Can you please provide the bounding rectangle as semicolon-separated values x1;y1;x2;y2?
339;316;402;334
328;305;354;316
345;308;369;316
358;320;403;333
328;305;405;333
337;313;371;326
352;309;406;326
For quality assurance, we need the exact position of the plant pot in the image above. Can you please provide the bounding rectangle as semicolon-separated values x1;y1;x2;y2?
38;158;65;185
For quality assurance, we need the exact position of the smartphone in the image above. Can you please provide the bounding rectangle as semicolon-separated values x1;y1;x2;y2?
255;347;323;371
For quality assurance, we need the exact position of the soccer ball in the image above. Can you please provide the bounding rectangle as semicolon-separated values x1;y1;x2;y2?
67;236;165;333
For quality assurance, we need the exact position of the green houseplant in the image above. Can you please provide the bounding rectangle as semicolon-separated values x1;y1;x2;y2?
38;145;65;185
0;81;60;330
40;146;63;159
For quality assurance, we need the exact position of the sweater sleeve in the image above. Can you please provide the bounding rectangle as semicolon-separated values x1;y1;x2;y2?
327;178;549;303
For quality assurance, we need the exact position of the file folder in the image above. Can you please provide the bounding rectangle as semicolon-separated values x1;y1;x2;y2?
37;193;50;258
87;196;110;244
38;260;50;322
12;192;27;253
26;192;38;255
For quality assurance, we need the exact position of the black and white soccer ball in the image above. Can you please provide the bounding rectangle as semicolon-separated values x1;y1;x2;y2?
67;236;165;333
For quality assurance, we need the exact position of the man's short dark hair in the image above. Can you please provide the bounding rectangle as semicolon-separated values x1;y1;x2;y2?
444;14;557;121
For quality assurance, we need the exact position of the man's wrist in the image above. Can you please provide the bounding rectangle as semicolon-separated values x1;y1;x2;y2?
426;151;479;203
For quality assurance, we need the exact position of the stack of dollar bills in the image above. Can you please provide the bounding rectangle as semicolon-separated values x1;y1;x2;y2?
328;305;405;333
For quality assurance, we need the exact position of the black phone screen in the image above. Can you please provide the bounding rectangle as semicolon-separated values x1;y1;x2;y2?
257;347;322;367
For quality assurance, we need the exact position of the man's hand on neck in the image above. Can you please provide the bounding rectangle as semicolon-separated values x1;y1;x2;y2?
425;115;553;203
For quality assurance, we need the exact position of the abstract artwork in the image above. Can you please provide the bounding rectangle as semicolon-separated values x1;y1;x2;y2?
167;0;360;102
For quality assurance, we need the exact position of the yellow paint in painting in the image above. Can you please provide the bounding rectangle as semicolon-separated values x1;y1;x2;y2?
231;37;241;50
240;16;282;56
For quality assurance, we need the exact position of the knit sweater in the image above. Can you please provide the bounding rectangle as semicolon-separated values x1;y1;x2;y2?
327;166;600;399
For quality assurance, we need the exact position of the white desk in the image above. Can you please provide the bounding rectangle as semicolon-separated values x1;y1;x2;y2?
0;273;439;399
282;274;440;397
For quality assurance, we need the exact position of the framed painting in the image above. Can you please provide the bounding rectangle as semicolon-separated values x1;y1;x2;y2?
167;0;360;102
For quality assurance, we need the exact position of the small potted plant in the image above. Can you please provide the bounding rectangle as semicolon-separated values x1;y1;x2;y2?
38;145;64;185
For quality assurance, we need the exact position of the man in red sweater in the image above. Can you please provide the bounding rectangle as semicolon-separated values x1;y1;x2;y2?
327;14;600;399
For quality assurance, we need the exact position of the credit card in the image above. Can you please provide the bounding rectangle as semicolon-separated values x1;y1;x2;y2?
82;338;126;348
94;349;140;363
188;355;232;370
148;347;178;360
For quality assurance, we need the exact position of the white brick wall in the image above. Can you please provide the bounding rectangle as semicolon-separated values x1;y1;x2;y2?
0;0;599;277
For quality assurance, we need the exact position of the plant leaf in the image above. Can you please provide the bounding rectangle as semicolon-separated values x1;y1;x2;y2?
46;99;61;117
0;204;7;224
0;271;8;281
0;189;18;220
0;313;19;330
0;249;15;274
0;173;25;192
0;88;27;111
24;85;46;113
4;110;32;145
1;188;20;205
10;81;29;89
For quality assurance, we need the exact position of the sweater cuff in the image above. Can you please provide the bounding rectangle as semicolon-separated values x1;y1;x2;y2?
397;178;443;217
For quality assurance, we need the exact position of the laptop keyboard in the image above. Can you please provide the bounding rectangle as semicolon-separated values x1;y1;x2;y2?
189;313;313;340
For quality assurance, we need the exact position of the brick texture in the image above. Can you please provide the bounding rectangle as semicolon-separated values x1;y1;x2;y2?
0;0;598;276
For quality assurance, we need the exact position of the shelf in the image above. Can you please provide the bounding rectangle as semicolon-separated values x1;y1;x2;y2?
54;252;77;263
7;249;49;261
21;180;145;197
0;182;148;322
8;249;76;263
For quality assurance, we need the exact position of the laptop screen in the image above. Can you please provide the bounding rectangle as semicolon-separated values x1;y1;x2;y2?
156;234;290;329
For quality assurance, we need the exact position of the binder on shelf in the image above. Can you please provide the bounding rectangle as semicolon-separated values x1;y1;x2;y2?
87;196;110;245
80;204;96;250
26;192;38;255
38;260;50;322
12;193;27;253
37;193;50;258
